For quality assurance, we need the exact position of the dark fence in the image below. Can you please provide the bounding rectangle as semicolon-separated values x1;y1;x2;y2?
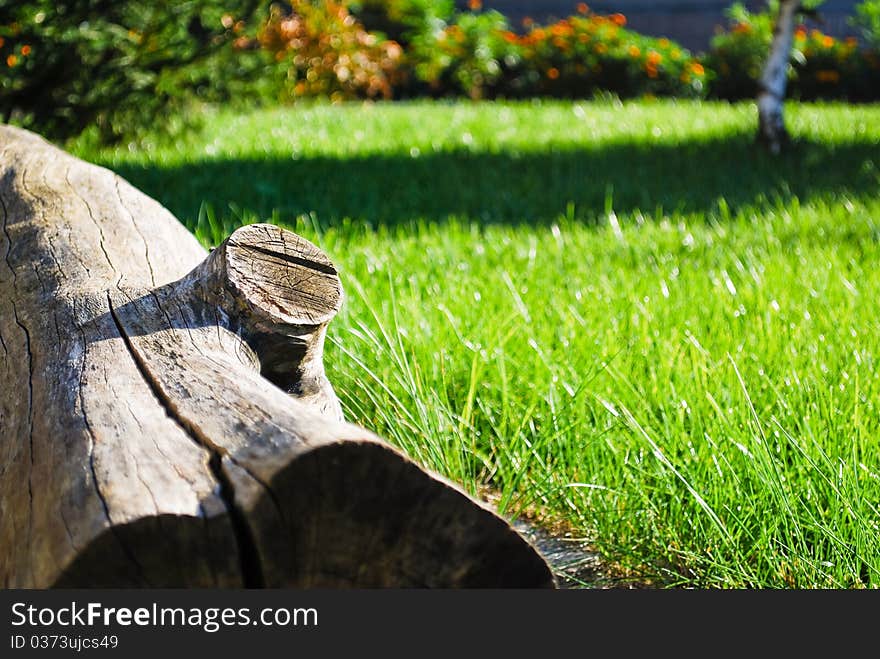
458;1;861;52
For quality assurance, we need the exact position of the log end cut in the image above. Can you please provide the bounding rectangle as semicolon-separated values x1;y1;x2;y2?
223;223;343;329
230;440;558;588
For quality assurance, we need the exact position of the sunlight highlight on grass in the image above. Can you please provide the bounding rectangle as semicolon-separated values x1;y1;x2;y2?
70;100;880;588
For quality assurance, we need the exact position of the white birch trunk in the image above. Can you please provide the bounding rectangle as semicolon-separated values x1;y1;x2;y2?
757;0;802;153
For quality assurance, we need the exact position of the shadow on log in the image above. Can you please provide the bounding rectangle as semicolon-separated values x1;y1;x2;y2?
0;125;555;588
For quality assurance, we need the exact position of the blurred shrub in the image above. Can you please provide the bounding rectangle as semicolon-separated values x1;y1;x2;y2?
0;0;265;142
511;11;706;99
409;9;520;98
703;3;773;100
706;2;879;102
791;27;876;101
6;0;875;142
852;0;880;48
258;0;404;101
408;6;706;100
347;0;454;46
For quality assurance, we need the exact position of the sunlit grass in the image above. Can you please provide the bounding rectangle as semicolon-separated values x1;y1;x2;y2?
70;100;880;588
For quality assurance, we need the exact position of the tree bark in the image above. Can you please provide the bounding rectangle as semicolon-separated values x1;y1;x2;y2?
757;0;802;153
0;124;555;589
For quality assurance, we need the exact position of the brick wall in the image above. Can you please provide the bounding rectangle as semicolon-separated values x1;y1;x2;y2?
456;1;861;52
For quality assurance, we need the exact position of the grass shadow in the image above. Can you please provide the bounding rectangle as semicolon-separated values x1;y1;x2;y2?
98;132;879;233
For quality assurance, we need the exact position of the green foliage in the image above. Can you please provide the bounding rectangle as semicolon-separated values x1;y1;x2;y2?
703;2;774;100
0;0;264;141
409;9;519;98
347;0;454;46
852;0;880;48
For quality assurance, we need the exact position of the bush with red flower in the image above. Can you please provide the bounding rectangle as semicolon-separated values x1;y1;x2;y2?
508;11;706;99
792;28;877;101
406;4;706;100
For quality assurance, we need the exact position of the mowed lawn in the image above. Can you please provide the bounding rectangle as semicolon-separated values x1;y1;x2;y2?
72;100;880;588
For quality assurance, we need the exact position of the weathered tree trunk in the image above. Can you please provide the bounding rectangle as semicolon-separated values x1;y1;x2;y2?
757;0;802;153
0;125;555;589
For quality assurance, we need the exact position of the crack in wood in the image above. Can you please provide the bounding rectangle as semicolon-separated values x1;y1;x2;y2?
114;176;156;287
236;242;338;276
9;302;36;584
1;191;17;283
155;294;287;522
76;310;151;587
66;165;116;276
107;291;264;588
208;453;266;588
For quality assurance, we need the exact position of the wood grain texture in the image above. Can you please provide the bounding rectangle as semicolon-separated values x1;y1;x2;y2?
0;124;556;589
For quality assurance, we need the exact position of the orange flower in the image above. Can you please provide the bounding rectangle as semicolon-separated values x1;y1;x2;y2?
551;22;572;36
20;44;31;56
468;0;482;10
501;31;518;44
822;35;834;48
645;63;658;78
795;27;807;40
577;3;589;14
628;45;640;58
647;50;662;65
522;17;533;27
6;54;17;67
690;62;705;76
659;38;670;48
547;67;560;79
610;13;626;27
595;43;607;54
0;37;4;48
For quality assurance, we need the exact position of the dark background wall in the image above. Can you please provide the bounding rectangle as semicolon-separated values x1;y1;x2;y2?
456;1;861;52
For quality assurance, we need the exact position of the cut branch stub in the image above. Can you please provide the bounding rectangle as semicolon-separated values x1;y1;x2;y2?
178;224;344;420
109;222;555;588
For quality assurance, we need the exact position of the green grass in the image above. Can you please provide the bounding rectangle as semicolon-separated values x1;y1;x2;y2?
70;99;880;588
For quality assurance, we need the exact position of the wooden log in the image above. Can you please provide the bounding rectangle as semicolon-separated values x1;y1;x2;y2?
0;125;556;588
